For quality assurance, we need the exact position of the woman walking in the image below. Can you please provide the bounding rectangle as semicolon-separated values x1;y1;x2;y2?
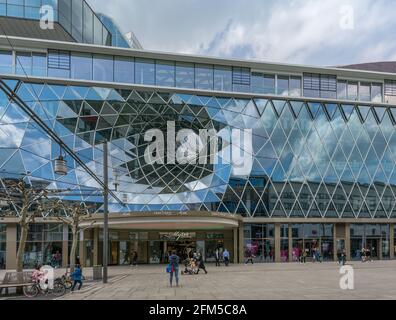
168;250;180;287
196;253;208;274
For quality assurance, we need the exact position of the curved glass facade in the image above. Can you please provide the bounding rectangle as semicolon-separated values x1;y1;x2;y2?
1;78;396;219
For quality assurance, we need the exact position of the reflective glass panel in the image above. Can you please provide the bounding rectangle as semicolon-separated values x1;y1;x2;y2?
135;58;155;85
371;83;383;103
176;62;194;89
114;56;134;83
16;52;32;75
195;64;213;90
337;80;347;100
155;60;175;87
32;53;47;77
277;76;289;96
214;66;232;92
347;82;358;101
71;0;83;42
83;1;93;44
93;54;113;82
289;76;302;97
71;52;92;80
0;50;13;74
360;82;371;102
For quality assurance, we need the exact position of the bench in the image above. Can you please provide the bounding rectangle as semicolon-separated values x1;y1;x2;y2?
0;272;33;295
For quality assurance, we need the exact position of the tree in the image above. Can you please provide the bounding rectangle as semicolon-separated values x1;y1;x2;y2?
0;179;54;272
53;201;95;271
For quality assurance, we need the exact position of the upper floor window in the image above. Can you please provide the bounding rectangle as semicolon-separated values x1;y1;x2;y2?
0;50;13;74
114;56;134;84
214;66;232;92
48;49;70;78
156;60;175;88
195;64;213;90
304;73;336;99
176;62;194;89
135;58;155;85
232;67;250;92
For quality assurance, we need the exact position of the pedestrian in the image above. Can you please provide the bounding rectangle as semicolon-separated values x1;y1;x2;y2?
168;250;180;287
244;248;254;265
223;249;230;266
301;249;307;263
361;247;366;262
132;251;138;266
215;248;221;267
71;264;83;292
196;253;208;274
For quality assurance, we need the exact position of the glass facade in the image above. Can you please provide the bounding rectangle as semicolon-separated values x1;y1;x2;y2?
0;78;395;217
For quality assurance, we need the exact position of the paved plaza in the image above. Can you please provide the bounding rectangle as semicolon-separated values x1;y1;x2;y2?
44;260;396;300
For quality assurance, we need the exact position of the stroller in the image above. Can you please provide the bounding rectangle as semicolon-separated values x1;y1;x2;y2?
181;258;198;275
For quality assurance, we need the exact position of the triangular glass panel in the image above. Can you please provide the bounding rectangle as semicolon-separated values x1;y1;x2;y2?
325;104;337;120
290;101;303;118
341;104;354;121
272;100;286;117
374;107;387;123
358;105;371;122
290;201;305;218
253;99;268;116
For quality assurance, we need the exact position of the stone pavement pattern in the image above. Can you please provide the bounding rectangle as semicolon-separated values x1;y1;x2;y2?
57;260;396;300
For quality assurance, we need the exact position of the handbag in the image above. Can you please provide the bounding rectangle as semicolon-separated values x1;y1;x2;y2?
166;264;172;273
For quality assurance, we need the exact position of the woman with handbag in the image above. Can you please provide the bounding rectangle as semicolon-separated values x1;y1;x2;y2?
167;250;180;287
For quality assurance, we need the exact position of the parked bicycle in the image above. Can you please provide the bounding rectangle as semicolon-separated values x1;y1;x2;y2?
55;272;73;290
23;279;66;298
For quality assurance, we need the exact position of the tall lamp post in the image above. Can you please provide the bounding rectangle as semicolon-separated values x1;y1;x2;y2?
103;141;109;284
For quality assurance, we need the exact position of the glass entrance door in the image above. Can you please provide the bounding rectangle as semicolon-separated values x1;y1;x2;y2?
366;238;379;259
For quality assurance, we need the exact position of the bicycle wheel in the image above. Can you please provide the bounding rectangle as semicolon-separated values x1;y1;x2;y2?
52;282;66;297
23;284;39;298
64;279;73;290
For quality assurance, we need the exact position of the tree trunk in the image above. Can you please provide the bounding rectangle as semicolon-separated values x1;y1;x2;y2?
16;222;28;273
70;230;78;272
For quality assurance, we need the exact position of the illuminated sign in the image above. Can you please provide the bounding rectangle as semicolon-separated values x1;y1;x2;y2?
159;232;196;241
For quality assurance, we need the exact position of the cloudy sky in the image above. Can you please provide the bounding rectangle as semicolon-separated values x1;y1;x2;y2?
88;0;396;66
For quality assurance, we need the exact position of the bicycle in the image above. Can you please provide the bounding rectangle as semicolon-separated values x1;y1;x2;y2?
23;279;66;298
55;272;73;290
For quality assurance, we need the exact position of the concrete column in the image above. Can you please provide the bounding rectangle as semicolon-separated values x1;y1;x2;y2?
233;228;238;264
93;228;99;266
62;224;68;268
390;224;394;260
79;230;85;267
6;223;17;270
345;223;351;261
333;224;338;262
288;225;293;263
275;223;281;263
238;224;244;263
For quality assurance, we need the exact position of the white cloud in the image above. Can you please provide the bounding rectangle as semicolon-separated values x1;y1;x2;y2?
89;0;396;65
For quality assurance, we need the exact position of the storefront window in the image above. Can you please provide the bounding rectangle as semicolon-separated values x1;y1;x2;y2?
0;224;6;269
291;224;334;261
244;224;275;263
17;223;63;268
350;224;390;260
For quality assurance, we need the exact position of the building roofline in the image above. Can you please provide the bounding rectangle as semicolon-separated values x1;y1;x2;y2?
1;35;396;82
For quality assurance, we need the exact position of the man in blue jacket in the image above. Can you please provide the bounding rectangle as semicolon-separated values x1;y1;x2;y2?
71;264;83;291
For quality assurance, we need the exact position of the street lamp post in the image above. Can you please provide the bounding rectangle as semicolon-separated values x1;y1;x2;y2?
103;141;109;284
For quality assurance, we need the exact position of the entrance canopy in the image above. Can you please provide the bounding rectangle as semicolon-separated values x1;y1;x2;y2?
80;212;242;230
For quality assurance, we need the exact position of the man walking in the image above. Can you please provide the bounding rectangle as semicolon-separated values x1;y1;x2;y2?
215;248;221;267
223;249;230;266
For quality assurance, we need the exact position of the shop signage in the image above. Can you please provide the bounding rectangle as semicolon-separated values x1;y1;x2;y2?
159;232;196;241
